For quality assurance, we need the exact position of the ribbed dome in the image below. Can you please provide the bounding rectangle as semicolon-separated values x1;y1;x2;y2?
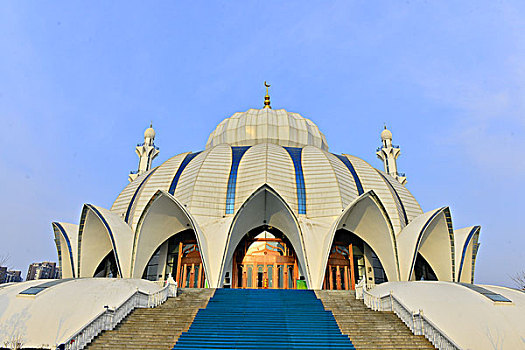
111;143;422;234
206;108;329;151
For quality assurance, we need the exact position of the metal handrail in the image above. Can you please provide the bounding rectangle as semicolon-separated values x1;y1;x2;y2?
360;288;461;350
57;282;177;350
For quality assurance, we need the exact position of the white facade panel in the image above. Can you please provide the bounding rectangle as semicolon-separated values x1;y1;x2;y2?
173;150;211;207
266;144;298;213
302;146;343;218
111;170;151;218
129;153;189;230
345;155;402;233
235;144;268;213
324;152;359;208
189;144;232;217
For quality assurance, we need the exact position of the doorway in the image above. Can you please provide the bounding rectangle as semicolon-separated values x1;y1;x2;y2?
231;228;299;289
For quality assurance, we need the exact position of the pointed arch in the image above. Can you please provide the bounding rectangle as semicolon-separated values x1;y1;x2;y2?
455;226;481;283
397;207;455;281
52;222;78;278
219;184;310;287
78;204;134;278
132;190;210;283
321;190;399;288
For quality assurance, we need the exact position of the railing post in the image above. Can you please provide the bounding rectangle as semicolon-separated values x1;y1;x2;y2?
419;310;424;337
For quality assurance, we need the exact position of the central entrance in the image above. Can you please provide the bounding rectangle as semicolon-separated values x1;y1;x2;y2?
232;228;299;289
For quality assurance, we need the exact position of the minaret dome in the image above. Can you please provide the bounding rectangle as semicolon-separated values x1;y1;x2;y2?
381;126;392;140
144;124;156;139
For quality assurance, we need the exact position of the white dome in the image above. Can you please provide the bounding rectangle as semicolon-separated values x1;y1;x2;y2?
112;143;422;232
206;108;329;151
144;126;156;139
381;127;392;140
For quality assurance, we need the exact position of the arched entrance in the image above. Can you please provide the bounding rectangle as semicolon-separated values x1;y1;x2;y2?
414;253;437;281
142;229;206;288
323;229;387;290
94;251;118;278
230;227;300;289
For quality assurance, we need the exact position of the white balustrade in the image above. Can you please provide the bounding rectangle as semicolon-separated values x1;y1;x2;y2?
359;288;461;350
57;281;177;350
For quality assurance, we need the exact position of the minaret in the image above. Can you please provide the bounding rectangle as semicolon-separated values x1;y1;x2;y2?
376;125;407;185
129;123;159;182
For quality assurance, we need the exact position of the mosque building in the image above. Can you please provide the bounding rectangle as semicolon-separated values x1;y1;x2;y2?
4;85;525;350
52;84;481;291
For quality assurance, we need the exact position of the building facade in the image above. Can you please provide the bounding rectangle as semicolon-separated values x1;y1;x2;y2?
52;91;481;290
0;266;23;284
26;262;59;281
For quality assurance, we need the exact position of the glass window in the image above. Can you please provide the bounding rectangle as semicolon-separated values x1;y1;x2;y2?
267;265;273;288
225;147;250;214
288;265;294;289
247;265;253;288
185;265;191;288
278;265;284;289
284;147;307;214
194;265;200;288
143;247;160;281
19;287;46;295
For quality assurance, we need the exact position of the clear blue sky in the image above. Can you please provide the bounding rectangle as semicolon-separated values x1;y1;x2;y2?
1;1;523;287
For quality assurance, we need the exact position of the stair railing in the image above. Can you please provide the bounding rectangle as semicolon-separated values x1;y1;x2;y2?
360;288;461;350
56;281;177;350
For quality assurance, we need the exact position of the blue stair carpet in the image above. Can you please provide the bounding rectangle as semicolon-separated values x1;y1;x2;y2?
172;289;355;349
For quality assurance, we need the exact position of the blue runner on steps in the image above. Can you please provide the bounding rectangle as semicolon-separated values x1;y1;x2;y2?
172;289;355;349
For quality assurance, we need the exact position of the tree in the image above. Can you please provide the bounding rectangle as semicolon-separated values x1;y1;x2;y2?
511;271;525;290
0;253;9;267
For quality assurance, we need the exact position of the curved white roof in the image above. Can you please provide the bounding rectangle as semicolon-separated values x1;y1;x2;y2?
110;143;422;234
206;108;329;151
370;281;525;350
0;279;162;349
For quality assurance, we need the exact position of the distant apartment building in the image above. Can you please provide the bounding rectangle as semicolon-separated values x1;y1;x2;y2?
5;270;22;282
0;266;6;283
0;267;22;283
26;261;59;281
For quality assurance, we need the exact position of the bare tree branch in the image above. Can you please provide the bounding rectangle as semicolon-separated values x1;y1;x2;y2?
511;271;525;290
0;253;10;268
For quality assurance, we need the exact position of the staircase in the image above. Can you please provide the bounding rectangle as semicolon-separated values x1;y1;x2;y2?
316;290;435;350
85;288;214;350
173;289;355;349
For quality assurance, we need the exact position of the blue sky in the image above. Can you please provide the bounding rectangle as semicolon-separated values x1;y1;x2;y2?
1;1;523;287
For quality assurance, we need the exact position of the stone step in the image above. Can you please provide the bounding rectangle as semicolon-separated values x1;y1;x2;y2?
85;288;215;350
315;290;436;350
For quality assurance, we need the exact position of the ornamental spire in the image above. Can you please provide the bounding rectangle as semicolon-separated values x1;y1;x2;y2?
129;123;159;182
376;125;406;185
263;81;271;109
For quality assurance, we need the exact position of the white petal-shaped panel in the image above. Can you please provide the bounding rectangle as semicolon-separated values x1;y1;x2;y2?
454;226;481;283
78;204;134;278
220;185;310;287
302;146;343;217
52;222;79;278
132;190;211;283
397;208;455;281
321;191;398;287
